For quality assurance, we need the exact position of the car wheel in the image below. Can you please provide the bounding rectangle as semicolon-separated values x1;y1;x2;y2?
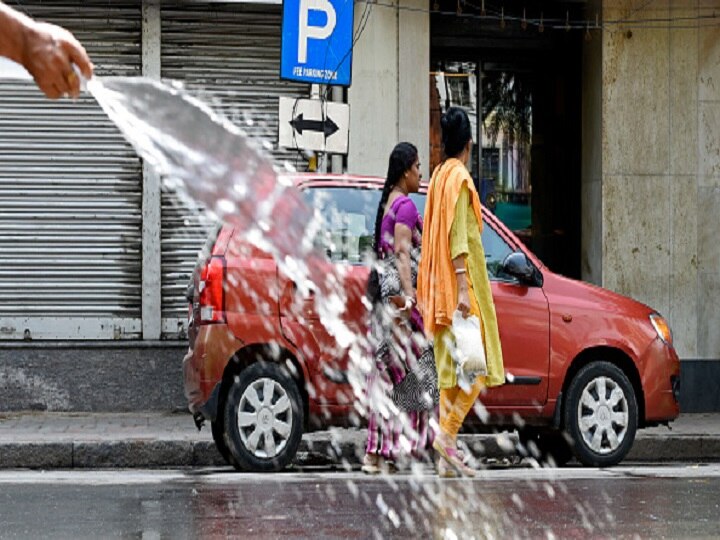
223;361;304;472
564;361;638;467
518;428;574;467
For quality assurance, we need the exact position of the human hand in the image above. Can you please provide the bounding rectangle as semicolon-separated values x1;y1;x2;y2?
388;294;414;313
456;280;471;318
21;20;93;99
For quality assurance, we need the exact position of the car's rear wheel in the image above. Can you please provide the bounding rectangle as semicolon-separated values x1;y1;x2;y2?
223;361;304;472
518;428;574;467
564;361;638;467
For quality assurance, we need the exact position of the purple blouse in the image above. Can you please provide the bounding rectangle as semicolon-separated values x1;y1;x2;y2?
378;196;422;257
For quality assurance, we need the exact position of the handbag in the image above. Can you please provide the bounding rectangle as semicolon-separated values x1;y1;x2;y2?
451;310;487;377
390;343;439;412
366;265;381;305
370;254;438;412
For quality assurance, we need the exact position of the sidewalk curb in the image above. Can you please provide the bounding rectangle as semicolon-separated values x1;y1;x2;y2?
0;435;718;469
627;436;720;462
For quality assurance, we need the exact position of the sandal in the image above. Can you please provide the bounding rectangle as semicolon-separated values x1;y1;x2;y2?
381;460;399;475
361;453;381;475
433;439;476;478
437;457;459;478
362;454;398;475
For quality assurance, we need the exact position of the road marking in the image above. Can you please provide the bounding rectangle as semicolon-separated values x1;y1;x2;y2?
0;464;719;485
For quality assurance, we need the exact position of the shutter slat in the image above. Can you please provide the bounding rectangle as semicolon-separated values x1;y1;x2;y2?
0;2;142;332
159;3;310;322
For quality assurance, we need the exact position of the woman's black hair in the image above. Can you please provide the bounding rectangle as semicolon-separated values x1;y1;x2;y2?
372;142;418;255
441;106;472;158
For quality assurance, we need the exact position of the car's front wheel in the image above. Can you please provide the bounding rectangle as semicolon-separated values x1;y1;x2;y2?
564;361;638;467
223;361;304;472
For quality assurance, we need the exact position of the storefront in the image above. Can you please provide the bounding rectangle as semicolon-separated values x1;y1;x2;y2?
0;0;310;343
0;0;310;411
429;0;583;278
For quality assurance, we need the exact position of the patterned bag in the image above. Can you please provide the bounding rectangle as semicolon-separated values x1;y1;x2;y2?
372;253;439;412
390;342;438;412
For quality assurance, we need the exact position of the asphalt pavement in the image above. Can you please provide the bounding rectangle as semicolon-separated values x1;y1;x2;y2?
2;466;720;538
0;412;717;469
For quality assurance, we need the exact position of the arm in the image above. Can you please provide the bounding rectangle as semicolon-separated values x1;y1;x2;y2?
0;2;93;98
450;184;472;317
393;222;415;310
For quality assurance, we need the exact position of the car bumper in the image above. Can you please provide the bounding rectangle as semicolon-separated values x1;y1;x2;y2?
182;323;244;414
640;338;681;423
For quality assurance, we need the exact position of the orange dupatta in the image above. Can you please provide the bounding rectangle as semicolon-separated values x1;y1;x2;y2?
416;158;483;336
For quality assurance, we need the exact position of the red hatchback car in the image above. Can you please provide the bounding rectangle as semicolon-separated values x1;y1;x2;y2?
183;174;680;472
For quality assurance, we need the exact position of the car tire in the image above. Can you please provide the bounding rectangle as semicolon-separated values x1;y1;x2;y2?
518;428;574;467
210;418;238;469
223;361;304;472
563;361;638;467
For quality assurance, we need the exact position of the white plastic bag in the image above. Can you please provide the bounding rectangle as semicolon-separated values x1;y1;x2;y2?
451;310;487;378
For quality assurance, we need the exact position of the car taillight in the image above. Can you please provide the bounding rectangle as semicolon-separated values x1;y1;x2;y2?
198;256;226;324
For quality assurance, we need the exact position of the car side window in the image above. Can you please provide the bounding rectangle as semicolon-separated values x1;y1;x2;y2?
303;187;381;264
481;222;515;280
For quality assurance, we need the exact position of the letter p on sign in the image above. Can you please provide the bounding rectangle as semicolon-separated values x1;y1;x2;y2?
298;0;337;64
281;0;354;86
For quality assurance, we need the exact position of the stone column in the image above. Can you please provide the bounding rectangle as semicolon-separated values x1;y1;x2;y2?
347;0;429;178
581;0;603;285
141;0;162;340
599;0;699;359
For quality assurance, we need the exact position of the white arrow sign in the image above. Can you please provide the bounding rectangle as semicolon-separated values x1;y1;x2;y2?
278;97;349;154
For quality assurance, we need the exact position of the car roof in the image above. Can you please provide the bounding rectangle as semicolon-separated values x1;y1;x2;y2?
286;173;428;194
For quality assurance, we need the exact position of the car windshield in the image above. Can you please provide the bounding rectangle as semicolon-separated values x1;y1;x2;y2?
303;186;425;264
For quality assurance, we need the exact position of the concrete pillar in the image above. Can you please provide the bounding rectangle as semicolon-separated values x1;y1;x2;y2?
599;0;702;360
580;0;602;286
347;0;429;179
398;0;430;180
141;0;162;340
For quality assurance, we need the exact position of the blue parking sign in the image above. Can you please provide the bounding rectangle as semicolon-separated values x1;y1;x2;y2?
281;0;354;87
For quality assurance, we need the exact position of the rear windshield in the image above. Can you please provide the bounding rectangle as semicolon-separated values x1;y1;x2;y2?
302;187;426;264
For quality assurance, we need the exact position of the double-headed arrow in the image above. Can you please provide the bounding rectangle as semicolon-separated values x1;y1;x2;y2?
289;113;339;138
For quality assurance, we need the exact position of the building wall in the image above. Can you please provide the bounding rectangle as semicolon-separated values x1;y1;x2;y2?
581;0;603;286
599;1;719;410
347;0;430;179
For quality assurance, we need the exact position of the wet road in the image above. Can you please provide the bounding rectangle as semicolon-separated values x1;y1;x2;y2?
0;465;718;539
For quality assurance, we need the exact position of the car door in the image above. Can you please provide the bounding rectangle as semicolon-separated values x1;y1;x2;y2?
479;220;551;409
278;185;379;405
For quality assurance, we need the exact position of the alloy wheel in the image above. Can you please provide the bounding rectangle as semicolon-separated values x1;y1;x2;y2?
237;377;293;459
577;375;629;455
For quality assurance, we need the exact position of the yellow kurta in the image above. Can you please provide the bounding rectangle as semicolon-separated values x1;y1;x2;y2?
420;164;504;389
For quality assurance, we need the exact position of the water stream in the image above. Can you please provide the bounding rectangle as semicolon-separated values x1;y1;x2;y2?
87;75;364;384
87;77;316;277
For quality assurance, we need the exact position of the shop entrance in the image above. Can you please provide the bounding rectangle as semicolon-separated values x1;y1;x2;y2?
430;1;583;278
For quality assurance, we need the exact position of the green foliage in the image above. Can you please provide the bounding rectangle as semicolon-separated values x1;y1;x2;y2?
482;72;532;147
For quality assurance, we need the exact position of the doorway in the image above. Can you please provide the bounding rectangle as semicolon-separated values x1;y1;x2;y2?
430;1;583;278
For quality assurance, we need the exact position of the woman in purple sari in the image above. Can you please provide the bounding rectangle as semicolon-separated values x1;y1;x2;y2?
362;142;438;474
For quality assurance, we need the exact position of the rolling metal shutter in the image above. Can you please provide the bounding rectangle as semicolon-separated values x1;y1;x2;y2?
160;2;310;334
0;3;142;340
